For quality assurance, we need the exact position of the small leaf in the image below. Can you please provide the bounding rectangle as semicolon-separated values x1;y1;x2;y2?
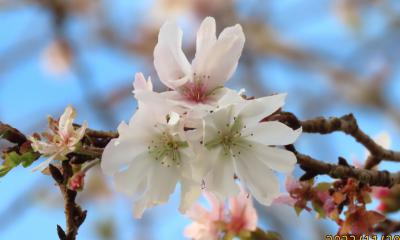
250;228;282;240
263;231;282;240
315;182;331;191
49;164;64;184
0;166;12;177
338;157;350;166
5;152;23;167
0;151;39;177
20;152;38;167
57;225;67;240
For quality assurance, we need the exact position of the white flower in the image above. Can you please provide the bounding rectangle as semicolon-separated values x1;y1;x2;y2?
132;17;246;131
101;107;200;218
199;93;302;205
29;106;87;171
132;70;245;130
133;72;153;92
153;16;245;105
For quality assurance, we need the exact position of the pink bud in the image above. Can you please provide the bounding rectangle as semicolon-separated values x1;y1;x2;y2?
372;186;391;199
68;172;85;191
377;202;387;212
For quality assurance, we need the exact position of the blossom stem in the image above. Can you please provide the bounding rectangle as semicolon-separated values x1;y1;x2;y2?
300;114;400;164
290;147;400;187
271;112;400;166
49;163;86;240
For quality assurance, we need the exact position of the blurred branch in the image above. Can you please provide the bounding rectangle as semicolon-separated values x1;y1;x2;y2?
300;114;400;163
245;19;400;126
0;122;27;144
293;149;398;187
375;219;400;235
0;34;46;74
49;162;86;240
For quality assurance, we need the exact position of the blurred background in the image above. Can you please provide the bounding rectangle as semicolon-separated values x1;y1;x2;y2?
0;0;400;239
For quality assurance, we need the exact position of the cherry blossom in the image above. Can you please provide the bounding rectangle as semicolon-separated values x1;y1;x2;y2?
184;188;257;240
153;16;245;106
101;107;200;218
184;192;225;240
200;93;302;204
29;106;87;171
226;188;257;236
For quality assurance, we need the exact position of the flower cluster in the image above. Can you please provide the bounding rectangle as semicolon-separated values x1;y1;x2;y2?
184;189;257;240
100;17;301;218
29;106;87;172
276;176;385;235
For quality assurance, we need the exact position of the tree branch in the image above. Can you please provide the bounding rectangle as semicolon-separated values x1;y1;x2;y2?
270;112;400;170
375;219;400;234
0;121;27;144
287;145;400;187
300;114;400;164
49;162;86;240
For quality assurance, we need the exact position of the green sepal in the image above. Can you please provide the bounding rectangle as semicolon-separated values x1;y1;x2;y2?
294;206;303;216
315;182;331;191
312;200;326;219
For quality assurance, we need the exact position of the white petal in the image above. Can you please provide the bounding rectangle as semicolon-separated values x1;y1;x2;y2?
248;141;297;173
70;121;87;146
213;87;245;107
179;177;201;213
58;105;75;138
133;91;185;122
203;105;234;132
203;147;239;200
154;21;191;89
133;72;153;91
237;93;287;126
233;148;280;206
113;153;152;195
192;17;217;67
101;137;148;175
133;163;179;218
193;24;245;91
243;121;301;145
31;155;55;172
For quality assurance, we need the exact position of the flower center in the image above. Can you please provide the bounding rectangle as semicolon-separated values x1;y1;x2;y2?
147;128;188;167
204;116;248;155
181;73;210;103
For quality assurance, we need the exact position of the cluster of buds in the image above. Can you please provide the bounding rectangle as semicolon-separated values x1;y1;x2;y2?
276;177;385;235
